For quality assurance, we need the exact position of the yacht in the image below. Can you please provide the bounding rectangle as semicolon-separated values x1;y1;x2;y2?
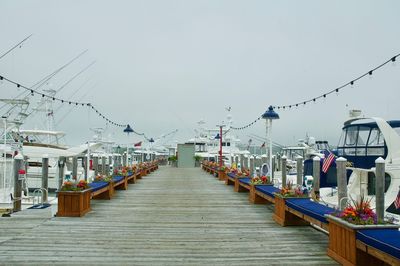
316;112;400;219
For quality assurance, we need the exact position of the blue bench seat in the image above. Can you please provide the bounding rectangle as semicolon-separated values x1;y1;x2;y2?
357;229;400;261
227;173;236;179
255;185;279;198
238;177;251;185
285;198;335;224
89;181;109;192
113;175;124;183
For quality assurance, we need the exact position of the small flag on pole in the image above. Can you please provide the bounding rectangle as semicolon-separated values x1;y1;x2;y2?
394;190;400;209
260;142;265;148
322;152;335;173
134;141;142;147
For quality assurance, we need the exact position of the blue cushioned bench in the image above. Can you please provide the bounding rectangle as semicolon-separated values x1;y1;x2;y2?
113;175;128;190
235;177;251;192
89;181;113;200
356;229;400;265
225;173;236;186
249;185;279;204
285;198;335;230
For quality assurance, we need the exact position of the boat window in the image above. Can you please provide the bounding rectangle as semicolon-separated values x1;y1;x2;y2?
357;126;370;146
368;128;384;146
345;127;357;146
343;148;356;156
367;172;391;194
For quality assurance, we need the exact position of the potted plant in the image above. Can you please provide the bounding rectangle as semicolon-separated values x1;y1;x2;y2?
194;155;202;167
326;196;399;265
168;155;177;167
57;180;92;217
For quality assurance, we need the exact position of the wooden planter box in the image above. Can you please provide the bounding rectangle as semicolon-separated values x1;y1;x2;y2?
57;189;92;217
326;215;399;266
273;195;309;227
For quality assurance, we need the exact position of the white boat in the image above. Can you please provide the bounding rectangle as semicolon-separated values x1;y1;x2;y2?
316;113;400;220
187;113;249;167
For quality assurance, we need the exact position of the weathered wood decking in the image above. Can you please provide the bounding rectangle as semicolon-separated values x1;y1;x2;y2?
0;167;337;265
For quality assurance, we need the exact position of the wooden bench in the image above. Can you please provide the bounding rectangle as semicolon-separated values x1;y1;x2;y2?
273;197;335;230
234;177;251;192
113;175;128;190
356;229;400;266
249;184;278;204
90;181;114;200
225;173;236;186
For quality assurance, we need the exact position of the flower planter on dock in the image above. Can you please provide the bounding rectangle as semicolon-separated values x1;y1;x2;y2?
326;215;400;266
57;189;92;217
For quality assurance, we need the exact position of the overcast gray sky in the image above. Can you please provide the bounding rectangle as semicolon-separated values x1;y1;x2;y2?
1;0;399;147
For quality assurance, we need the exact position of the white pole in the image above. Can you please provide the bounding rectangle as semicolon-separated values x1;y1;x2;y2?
268;119;273;177
86;142;90;181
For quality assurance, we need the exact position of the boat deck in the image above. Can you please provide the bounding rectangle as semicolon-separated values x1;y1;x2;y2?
0;166;336;265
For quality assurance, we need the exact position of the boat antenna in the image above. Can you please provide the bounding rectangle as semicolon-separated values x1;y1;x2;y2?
0;34;33;61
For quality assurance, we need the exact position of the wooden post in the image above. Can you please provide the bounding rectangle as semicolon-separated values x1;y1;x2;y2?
102;156;106;175
108;155;112;174
271;156;275;181
123;153;127;167
375;157;385;223
240;154;244;170
72;156;78;179
312;156;320;198
58;157;66;191
243;156;248;170
336;157;347;210
13;154;24;212
281;155;287;186
41;154;49;203
93;156;99;176
296;156;303;187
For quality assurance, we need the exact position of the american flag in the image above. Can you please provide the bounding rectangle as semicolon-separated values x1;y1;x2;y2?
260;142;265;148
322;152;335;173
134;141;142;147
394;189;400;209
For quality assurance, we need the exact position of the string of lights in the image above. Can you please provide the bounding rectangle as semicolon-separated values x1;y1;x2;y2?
230;52;399;131
230;117;261;130
0;74;125;128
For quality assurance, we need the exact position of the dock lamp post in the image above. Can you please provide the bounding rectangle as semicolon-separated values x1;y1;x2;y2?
149;138;154;161
123;124;133;166
262;106;279;178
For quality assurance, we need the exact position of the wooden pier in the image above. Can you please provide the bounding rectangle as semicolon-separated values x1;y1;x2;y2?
0;167;336;265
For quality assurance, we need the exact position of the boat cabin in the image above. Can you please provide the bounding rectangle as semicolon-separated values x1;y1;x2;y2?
336;120;400;169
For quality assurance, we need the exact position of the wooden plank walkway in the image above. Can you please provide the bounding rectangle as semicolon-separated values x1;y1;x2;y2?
0;167;337;265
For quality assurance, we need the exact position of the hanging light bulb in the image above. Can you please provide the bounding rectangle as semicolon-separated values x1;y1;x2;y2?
391;56;397;67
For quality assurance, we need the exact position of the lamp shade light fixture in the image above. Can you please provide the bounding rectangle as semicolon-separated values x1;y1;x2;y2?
123;124;134;134
262;105;280;120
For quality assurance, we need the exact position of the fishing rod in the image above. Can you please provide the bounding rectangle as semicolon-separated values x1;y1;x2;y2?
0;34;33;61
0;49;89;113
55;60;96;93
53;77;93;114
